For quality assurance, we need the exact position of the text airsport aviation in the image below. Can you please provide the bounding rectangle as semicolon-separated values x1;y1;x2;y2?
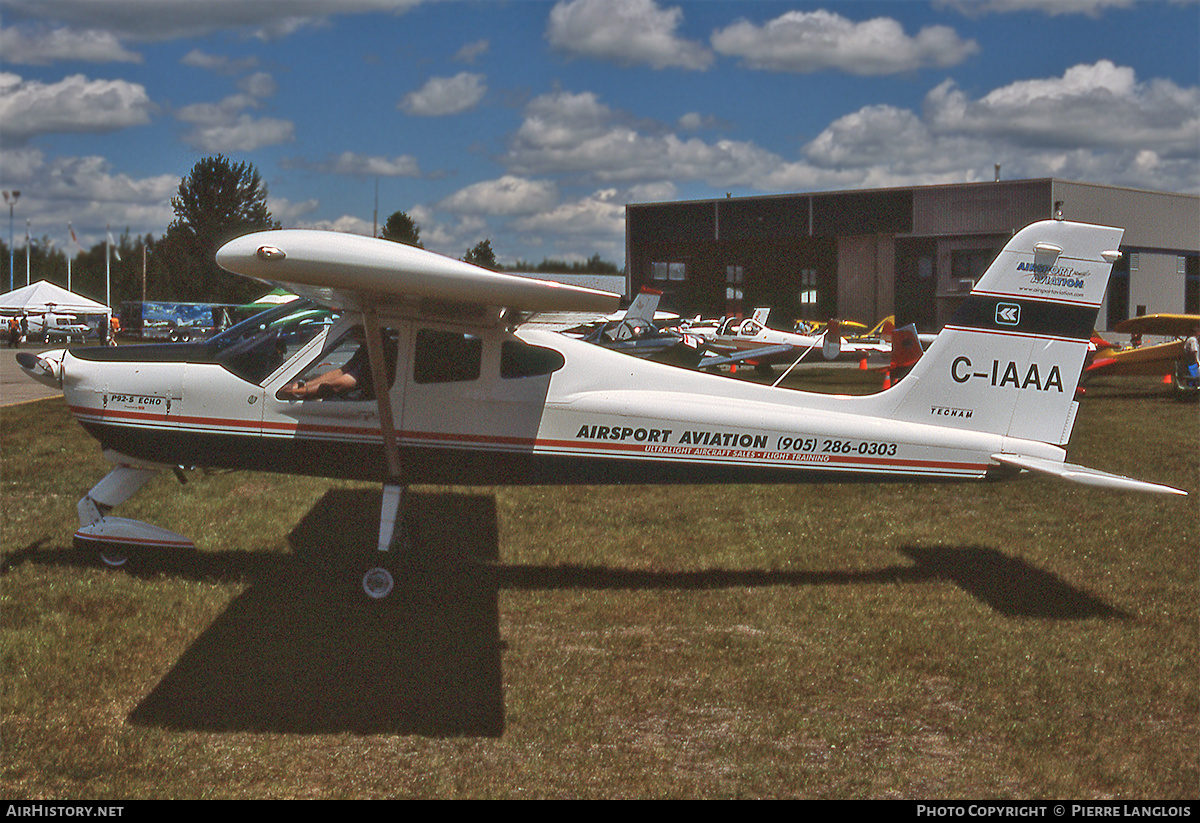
18;219;1186;598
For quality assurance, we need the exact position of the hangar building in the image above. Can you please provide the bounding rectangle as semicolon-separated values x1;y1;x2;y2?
624;179;1199;334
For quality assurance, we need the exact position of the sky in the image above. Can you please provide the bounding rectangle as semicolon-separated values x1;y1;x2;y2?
1;0;1197;270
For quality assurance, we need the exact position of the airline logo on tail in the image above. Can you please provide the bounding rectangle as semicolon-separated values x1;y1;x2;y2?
995;303;1020;325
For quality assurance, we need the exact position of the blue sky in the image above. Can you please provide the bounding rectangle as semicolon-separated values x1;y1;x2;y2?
2;0;1197;269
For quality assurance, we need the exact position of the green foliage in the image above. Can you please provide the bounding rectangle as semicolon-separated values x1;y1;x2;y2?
156;155;280;304
463;239;498;270
507;253;619;275
381;211;423;248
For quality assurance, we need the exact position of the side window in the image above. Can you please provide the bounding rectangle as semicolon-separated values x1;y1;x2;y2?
501;339;564;379
280;328;397;401
414;328;482;384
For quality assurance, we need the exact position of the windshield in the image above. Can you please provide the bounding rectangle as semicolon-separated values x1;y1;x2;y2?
209;300;341;384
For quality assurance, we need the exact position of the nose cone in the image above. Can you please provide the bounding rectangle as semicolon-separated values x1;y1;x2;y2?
16;349;65;389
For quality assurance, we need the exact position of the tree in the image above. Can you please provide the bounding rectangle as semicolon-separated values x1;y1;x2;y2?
463;239;497;270
157;155;280;303
381;211;422;247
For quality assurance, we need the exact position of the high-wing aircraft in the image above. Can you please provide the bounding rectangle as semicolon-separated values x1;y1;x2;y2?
1084;313;1200;385
18;219;1187;599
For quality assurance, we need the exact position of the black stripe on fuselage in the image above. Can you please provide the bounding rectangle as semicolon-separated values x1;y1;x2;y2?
948;294;1097;340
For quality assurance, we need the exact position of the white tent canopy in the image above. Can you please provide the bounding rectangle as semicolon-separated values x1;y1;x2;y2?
0;280;110;316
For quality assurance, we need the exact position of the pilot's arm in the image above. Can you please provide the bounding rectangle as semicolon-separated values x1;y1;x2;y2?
280;368;358;399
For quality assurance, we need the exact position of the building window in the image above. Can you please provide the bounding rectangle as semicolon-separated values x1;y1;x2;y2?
1185;255;1199;314
651;261;686;281
725;265;744;302
797;268;819;316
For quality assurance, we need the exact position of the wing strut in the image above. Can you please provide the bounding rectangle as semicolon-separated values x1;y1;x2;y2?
362;304;401;479
361;305;405;598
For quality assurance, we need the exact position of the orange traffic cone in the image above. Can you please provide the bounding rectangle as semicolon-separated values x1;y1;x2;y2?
882;370;891;390
859;357;868;370
1162;373;1173;385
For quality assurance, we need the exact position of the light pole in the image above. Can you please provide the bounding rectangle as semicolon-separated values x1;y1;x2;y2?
3;190;19;291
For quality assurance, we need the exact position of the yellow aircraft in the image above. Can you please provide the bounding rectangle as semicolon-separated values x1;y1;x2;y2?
1085;314;1199;379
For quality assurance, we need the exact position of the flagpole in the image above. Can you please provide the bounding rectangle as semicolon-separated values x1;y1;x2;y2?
106;224;111;308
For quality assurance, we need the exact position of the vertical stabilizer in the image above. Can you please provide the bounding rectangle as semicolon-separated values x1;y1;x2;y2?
624;288;662;323
888;220;1123;445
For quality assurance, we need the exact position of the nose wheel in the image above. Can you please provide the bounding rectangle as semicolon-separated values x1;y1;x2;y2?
362;566;395;599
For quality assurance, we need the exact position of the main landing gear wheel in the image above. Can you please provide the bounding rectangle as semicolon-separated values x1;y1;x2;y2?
362;566;395;600
99;546;130;568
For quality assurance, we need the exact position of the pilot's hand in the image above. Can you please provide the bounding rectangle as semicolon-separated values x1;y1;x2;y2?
280;379;307;398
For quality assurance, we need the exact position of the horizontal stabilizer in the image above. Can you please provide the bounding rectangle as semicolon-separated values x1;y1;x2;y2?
991;453;1187;496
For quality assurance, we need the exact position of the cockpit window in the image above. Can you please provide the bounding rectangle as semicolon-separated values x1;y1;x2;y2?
278;328;398;401
211;301;338;384
501;339;564;378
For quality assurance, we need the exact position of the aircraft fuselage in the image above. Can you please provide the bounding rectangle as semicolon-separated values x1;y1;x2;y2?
49;309;1043;489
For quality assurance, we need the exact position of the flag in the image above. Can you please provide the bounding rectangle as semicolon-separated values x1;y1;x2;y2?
107;228;121;262
69;222;83;251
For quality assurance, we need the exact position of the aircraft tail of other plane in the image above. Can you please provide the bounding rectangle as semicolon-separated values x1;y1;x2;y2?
884;219;1124;448
623;288;662;323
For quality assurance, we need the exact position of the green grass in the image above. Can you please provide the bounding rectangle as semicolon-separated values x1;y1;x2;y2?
2;374;1196;799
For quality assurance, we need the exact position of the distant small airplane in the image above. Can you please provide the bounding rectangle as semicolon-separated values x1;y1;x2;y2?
563;289;707;368
1085;313;1200;381
18;218;1187;600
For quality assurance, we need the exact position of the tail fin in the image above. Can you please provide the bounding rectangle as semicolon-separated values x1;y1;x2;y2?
888;323;924;382
623;288;662;323
889;219;1123;445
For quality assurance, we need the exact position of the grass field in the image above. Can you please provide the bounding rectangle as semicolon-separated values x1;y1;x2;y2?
1;373;1196;799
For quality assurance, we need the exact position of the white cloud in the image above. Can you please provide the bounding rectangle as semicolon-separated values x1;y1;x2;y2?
294;152;422;177
710;9;979;75
174;72;295;151
268;196;321;226
936;0;1139;17
0;149;177;246
180;49;259;74
399;72;486;116
925;61;1200;157
439;176;559;216
237;72;278;98
0;0;426;43
546;0;712;70
176;93;294;152
505;90;786;187
0;73;153;145
454;39;489;63
0;26;142;65
514;188;625;239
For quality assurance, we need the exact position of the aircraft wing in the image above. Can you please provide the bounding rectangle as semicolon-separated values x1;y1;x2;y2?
216;230;621;323
698;343;799;369
991;453;1186;496
1085;339;1183;376
1113;314;1200;338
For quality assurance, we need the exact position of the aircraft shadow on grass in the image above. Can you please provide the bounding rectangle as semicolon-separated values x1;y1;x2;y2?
3;488;1128;736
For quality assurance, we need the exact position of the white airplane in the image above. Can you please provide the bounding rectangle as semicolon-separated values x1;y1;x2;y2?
699;309;863;373
17;219;1186;599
